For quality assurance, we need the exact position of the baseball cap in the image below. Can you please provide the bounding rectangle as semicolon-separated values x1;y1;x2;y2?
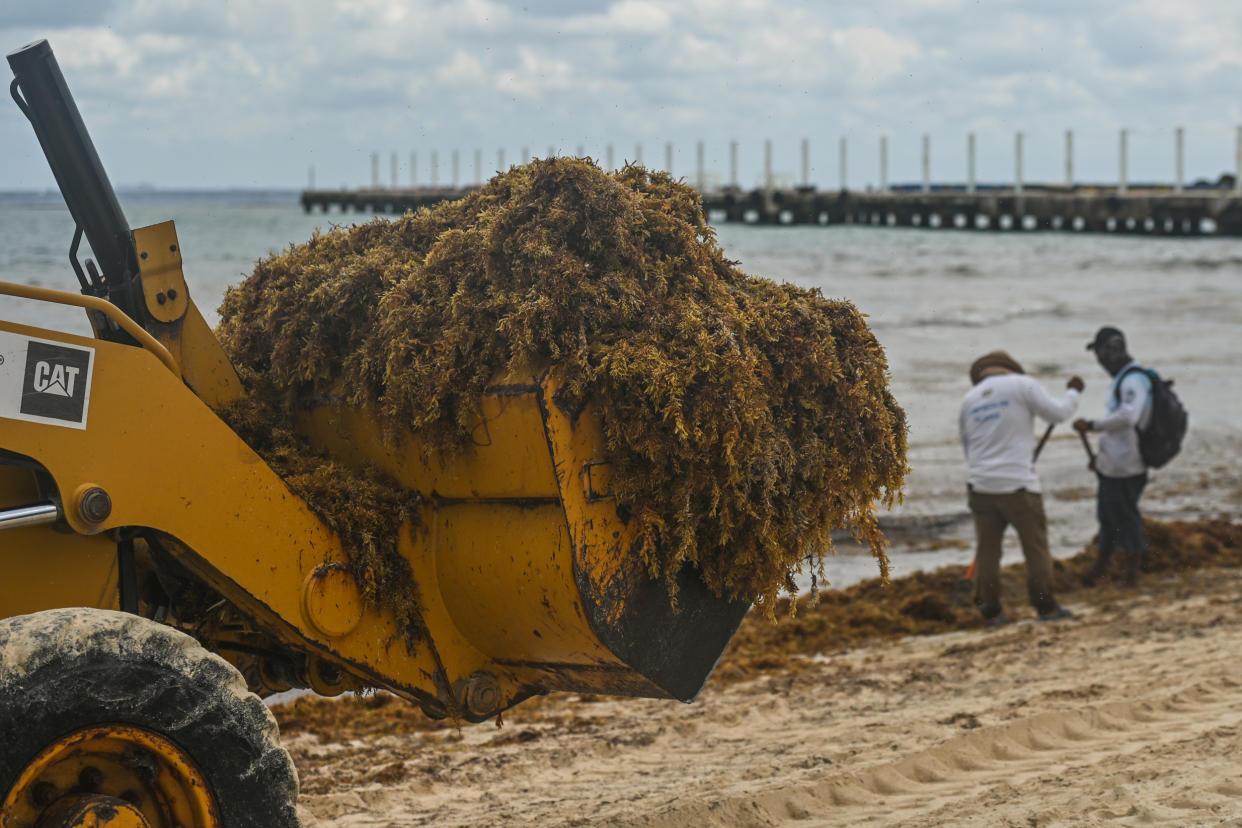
1086;326;1125;351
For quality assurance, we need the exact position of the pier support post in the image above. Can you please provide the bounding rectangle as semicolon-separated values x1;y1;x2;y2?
880;135;888;191
666;141;674;175
1015;131;1024;194
697;141;705;191
765;139;773;193
1065;130;1073;188
922;134;930;193
967;133;975;193
839;136;846;192
730;140;738;188
1175;126;1184;194
1236;126;1242;195
1119;129;1128;195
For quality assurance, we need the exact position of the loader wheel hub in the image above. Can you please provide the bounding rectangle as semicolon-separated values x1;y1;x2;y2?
1;725;218;827
31;793;150;827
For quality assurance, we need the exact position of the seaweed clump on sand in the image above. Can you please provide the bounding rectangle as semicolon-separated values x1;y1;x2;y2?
217;158;908;611
715;517;1242;682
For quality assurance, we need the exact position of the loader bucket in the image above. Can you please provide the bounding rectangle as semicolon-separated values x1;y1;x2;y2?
299;367;750;705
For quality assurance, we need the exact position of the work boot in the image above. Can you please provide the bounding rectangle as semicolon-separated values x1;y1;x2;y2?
983;612;1012;628
1082;560;1108;587
1038;605;1074;622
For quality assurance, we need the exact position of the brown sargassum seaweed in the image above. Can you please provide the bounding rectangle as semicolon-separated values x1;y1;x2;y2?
217;158;908;621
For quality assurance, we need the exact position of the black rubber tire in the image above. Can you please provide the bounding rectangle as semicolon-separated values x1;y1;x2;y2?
0;608;300;827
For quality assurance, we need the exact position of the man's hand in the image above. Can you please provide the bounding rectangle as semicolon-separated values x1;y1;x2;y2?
1066;375;1085;392
1073;418;1091;433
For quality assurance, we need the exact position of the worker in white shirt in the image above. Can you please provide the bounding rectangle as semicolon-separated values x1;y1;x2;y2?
960;350;1083;626
1074;326;1153;588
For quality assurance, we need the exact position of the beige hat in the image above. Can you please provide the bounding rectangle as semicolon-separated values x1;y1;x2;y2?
969;350;1025;385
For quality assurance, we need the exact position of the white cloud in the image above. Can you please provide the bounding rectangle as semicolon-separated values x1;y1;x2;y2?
558;0;670;33
604;0;670;32
496;47;574;98
831;26;921;86
436;50;488;85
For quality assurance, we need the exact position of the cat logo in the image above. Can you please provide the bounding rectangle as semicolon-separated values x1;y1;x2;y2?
31;360;81;397
19;341;93;427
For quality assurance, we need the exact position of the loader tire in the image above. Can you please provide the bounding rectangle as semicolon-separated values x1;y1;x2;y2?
0;608;300;827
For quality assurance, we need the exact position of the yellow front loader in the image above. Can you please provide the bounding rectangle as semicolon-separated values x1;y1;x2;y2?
0;40;748;827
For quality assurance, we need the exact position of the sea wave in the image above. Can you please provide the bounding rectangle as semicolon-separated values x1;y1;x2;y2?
903;302;1070;329
1077;255;1242;272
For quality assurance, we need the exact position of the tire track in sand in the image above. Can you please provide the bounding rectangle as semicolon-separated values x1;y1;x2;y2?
621;670;1242;827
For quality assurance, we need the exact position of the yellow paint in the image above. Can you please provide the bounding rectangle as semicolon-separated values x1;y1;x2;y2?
540;371;634;616
0;282;177;374
302;564;364;638
132;221;189;324
0;466;118;614
0;725;218;827
0;318;447;699
299;390;559;499
130;221;245;409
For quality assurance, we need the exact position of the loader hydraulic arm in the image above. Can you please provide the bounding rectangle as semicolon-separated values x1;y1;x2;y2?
8;39;141;325
7;39;244;407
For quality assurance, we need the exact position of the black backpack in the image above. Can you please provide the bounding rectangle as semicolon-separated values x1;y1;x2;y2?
1116;365;1188;469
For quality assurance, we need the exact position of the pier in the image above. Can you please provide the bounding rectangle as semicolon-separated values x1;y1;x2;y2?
300;184;1242;236
301;127;1242;235
701;185;1242;235
301;186;474;215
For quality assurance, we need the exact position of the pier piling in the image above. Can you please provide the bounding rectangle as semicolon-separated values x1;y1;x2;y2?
880;135;888;191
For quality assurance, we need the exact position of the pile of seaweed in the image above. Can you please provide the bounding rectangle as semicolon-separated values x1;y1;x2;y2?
217;158;907;612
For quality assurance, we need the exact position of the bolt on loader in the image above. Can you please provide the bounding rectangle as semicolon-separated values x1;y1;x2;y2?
0;40;748;826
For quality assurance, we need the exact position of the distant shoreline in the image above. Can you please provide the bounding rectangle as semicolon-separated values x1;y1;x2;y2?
0;188;302;206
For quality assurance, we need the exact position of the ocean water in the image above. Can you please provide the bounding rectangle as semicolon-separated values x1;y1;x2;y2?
2;190;1239;590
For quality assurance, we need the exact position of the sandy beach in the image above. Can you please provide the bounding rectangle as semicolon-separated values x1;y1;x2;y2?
275;516;1242;827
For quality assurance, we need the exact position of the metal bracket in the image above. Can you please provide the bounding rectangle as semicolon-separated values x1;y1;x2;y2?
132;221;189;324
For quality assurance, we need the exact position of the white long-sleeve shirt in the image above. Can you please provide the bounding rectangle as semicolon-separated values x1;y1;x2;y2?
1092;360;1152;478
959;374;1081;494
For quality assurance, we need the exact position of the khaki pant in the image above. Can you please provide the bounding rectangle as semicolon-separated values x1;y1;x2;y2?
968;488;1058;618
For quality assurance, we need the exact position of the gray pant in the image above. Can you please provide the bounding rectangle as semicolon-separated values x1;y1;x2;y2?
968;488;1059;618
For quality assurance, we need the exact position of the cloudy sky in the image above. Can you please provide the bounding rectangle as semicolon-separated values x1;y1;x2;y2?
2;0;1240;191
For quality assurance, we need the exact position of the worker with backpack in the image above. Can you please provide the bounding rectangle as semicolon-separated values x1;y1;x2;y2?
1074;326;1188;588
